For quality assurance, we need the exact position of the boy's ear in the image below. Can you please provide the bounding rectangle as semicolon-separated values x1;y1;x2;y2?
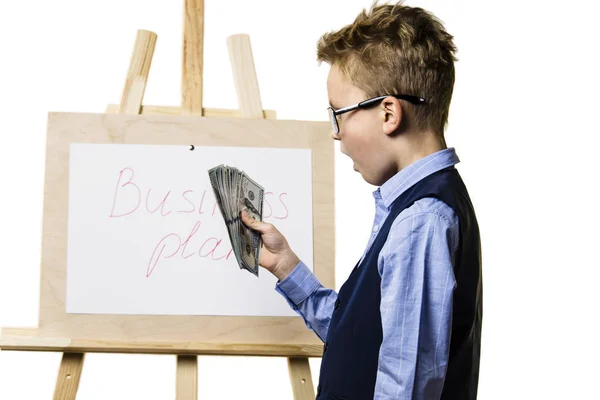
381;96;403;136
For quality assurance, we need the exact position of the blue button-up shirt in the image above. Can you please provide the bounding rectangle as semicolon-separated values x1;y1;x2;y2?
275;148;461;399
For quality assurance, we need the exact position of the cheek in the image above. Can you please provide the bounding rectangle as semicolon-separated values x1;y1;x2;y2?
343;135;370;164
340;115;378;162
348;123;372;148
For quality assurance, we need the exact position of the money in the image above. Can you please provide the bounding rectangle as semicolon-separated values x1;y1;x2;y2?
208;164;264;277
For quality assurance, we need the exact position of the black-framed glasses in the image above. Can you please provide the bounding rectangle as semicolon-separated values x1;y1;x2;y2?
327;94;426;135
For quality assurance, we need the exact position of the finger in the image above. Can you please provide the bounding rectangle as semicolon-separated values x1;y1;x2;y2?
241;209;268;233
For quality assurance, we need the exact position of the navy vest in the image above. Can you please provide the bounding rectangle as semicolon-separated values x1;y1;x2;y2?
316;166;482;400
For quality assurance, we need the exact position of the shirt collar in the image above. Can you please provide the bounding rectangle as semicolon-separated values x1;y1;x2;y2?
374;147;460;210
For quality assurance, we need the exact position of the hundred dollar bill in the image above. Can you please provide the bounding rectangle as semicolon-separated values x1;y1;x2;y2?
208;165;239;261
207;164;264;277
239;172;264;275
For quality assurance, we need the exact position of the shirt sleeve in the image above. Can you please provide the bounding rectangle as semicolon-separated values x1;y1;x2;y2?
374;203;459;399
274;261;337;342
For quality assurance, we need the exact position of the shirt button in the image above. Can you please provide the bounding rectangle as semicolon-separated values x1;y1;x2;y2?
373;224;379;232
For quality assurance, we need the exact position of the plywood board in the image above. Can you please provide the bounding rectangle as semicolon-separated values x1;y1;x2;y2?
38;112;333;349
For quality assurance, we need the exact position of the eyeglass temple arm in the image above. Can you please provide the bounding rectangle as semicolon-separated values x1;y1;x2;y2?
333;104;360;115
333;94;426;116
358;95;426;108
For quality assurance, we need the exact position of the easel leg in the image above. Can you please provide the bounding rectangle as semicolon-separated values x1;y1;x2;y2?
176;355;198;400
53;352;85;400
288;357;315;400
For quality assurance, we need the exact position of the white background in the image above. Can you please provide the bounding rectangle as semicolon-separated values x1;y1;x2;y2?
1;0;599;399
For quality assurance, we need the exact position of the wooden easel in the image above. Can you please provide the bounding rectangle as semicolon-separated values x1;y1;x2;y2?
0;1;320;399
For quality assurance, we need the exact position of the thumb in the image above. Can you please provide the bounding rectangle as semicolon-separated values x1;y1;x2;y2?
240;208;268;233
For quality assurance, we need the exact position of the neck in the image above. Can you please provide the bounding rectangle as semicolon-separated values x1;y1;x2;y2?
393;130;446;171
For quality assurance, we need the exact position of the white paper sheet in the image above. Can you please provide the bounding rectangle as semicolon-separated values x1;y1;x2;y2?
66;143;313;316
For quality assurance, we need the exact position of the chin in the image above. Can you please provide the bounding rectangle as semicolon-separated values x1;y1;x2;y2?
355;163;386;186
367;178;385;186
359;172;379;186
360;170;388;186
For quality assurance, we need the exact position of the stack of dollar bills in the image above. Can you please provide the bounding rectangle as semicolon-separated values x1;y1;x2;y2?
208;164;264;277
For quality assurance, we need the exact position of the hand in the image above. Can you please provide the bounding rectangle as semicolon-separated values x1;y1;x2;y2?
240;208;300;281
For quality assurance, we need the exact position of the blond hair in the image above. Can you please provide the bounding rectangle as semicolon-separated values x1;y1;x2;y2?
317;0;457;137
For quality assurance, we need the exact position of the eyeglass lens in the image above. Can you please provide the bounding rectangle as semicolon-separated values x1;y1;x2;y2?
328;108;339;135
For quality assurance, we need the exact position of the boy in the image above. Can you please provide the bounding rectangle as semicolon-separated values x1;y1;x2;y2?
241;1;482;399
